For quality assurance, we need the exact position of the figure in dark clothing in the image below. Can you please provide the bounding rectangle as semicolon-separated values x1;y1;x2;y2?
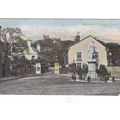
87;76;91;83
77;66;82;80
112;76;115;82
72;73;76;81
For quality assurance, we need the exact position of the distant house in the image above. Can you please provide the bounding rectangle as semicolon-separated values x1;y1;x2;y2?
23;40;38;60
68;35;108;68
10;39;44;75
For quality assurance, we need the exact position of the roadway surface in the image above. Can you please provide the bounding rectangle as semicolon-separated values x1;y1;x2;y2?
0;68;120;95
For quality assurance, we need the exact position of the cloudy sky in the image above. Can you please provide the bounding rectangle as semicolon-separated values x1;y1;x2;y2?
1;18;120;43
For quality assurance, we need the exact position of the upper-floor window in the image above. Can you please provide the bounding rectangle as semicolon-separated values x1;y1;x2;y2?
32;56;35;59
77;52;81;60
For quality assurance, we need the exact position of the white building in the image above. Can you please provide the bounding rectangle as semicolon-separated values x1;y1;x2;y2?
68;35;108;67
23;40;41;74
23;40;38;60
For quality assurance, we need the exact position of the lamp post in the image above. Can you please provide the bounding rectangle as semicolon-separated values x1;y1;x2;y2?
106;48;112;66
109;52;112;65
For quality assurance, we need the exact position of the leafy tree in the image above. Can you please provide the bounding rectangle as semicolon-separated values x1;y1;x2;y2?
106;43;120;66
11;55;30;75
69;63;76;74
82;64;88;79
77;65;82;79
1;27;26;76
1;27;24;56
1;27;25;61
82;64;88;73
96;64;109;77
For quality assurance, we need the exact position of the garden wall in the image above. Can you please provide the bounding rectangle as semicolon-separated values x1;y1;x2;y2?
107;66;120;77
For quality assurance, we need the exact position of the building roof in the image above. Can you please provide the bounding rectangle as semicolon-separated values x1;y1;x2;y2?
61;40;75;47
69;35;106;49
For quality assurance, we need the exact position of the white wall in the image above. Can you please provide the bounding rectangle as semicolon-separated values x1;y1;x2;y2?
23;40;38;60
68;36;108;66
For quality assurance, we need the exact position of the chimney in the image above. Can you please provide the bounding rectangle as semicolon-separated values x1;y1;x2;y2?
27;40;32;53
37;43;41;52
74;32;80;43
27;40;31;48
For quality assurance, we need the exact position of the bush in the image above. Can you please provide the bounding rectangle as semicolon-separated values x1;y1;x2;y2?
82;64;88;73
69;63;76;74
96;64;109;77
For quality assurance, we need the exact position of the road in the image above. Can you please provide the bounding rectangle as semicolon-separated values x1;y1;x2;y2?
0;68;120;95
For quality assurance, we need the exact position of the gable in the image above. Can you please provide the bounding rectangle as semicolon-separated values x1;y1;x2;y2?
68;35;108;66
69;35;106;50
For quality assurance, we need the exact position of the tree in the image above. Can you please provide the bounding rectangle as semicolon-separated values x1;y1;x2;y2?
106;43;120;66
1;27;25;76
96;64;109;77
82;64;88;73
77;65;82;79
11;55;30;75
69;63;76;74
82;64;88;79
1;27;24;55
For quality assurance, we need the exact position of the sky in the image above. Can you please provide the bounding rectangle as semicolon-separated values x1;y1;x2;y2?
1;18;120;43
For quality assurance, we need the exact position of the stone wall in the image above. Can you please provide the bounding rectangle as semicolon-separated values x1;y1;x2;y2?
10;66;36;76
107;66;120;77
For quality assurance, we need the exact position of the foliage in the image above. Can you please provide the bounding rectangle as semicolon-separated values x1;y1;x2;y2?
33;38;74;66
1;27;24;54
76;65;82;75
11;55;30;68
69;63;77;74
82;64;88;73
106;43;120;66
1;27;27;75
96;64;109;77
69;63;88;75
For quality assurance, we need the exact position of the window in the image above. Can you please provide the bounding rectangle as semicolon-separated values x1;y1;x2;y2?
93;52;98;59
77;52;81;60
32;56;35;59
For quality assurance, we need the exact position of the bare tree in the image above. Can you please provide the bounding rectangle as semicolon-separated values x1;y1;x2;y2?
1;27;24;56
1;27;25;77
